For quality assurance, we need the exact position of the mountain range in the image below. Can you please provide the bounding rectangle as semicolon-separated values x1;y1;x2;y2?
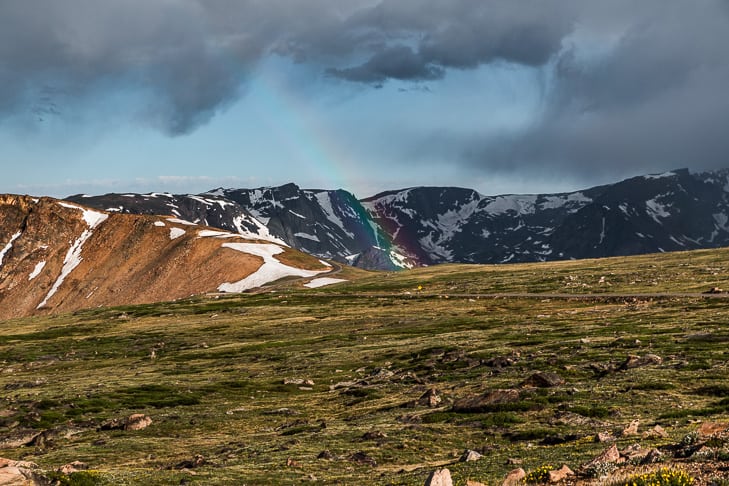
66;168;729;270
0;195;331;319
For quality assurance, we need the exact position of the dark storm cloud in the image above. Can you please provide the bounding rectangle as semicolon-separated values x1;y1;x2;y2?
328;45;444;83
470;0;729;179
1;0;728;180
0;0;579;135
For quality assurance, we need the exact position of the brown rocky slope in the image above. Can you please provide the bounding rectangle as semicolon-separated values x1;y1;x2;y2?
0;195;330;320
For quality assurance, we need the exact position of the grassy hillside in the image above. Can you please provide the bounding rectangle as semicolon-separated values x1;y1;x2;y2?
1;249;729;484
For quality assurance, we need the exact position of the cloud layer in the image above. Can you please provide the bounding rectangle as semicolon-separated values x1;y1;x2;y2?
2;0;728;179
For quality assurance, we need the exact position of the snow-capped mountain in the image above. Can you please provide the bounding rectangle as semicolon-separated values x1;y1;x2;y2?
68;184;412;270
0;195;331;319
66;168;729;268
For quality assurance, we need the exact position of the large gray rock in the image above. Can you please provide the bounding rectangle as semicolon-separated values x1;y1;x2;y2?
425;468;453;486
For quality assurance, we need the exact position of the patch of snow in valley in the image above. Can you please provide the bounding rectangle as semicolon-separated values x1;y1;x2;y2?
218;243;326;292
28;261;46;280
169;228;186;240
154;221;166;227
319;259;332;267
289;209;306;219
0;231;22;268
304;277;348;288
345;253;360;263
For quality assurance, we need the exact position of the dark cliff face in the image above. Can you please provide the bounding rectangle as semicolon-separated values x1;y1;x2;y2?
66;168;729;268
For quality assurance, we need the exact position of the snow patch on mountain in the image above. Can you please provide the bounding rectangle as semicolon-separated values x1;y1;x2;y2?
169;228;186;240
0;231;22;268
644;171;677;179
539;192;592;211
295;232;320;242
231;215;287;246
646;199;671;222
314;191;354;239
218;243;326;292
28;261;45;280
713;213;729;231
483;195;537;215
304;277;347;288
167;218;197;226
38;228;95;308
58;202;109;229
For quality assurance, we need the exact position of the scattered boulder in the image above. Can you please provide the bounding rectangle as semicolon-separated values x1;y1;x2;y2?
640;448;663;464
0;457;43;486
171;455;207;470
621;419;640;436
697;421;729;437
595;432;614;443
125;414;152;431
57;461;88;475
349;451;376;467
459;449;482;462
620;354;662;370
424;468;453;486
362;430;387;441
548;465;574;483
501;468;526;486
317;450;334;460
418;388;442;408
101;414;152;431
283;378;315;386
452;389;520;413
583;444;620;468
522;372;564;388
642;424;668;439
483;356;516;368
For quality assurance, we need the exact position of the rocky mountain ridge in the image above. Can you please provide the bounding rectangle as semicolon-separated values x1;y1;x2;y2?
0;195;331;319
67;168;729;269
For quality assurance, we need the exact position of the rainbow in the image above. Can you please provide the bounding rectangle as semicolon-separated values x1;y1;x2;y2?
251;60;420;265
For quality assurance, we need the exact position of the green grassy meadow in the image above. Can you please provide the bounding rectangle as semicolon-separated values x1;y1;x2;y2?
2;248;729;484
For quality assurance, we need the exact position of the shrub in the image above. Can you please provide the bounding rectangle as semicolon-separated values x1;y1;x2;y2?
616;468;693;486
525;464;555;484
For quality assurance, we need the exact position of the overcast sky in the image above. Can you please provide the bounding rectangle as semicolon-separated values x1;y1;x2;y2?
2;0;729;198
